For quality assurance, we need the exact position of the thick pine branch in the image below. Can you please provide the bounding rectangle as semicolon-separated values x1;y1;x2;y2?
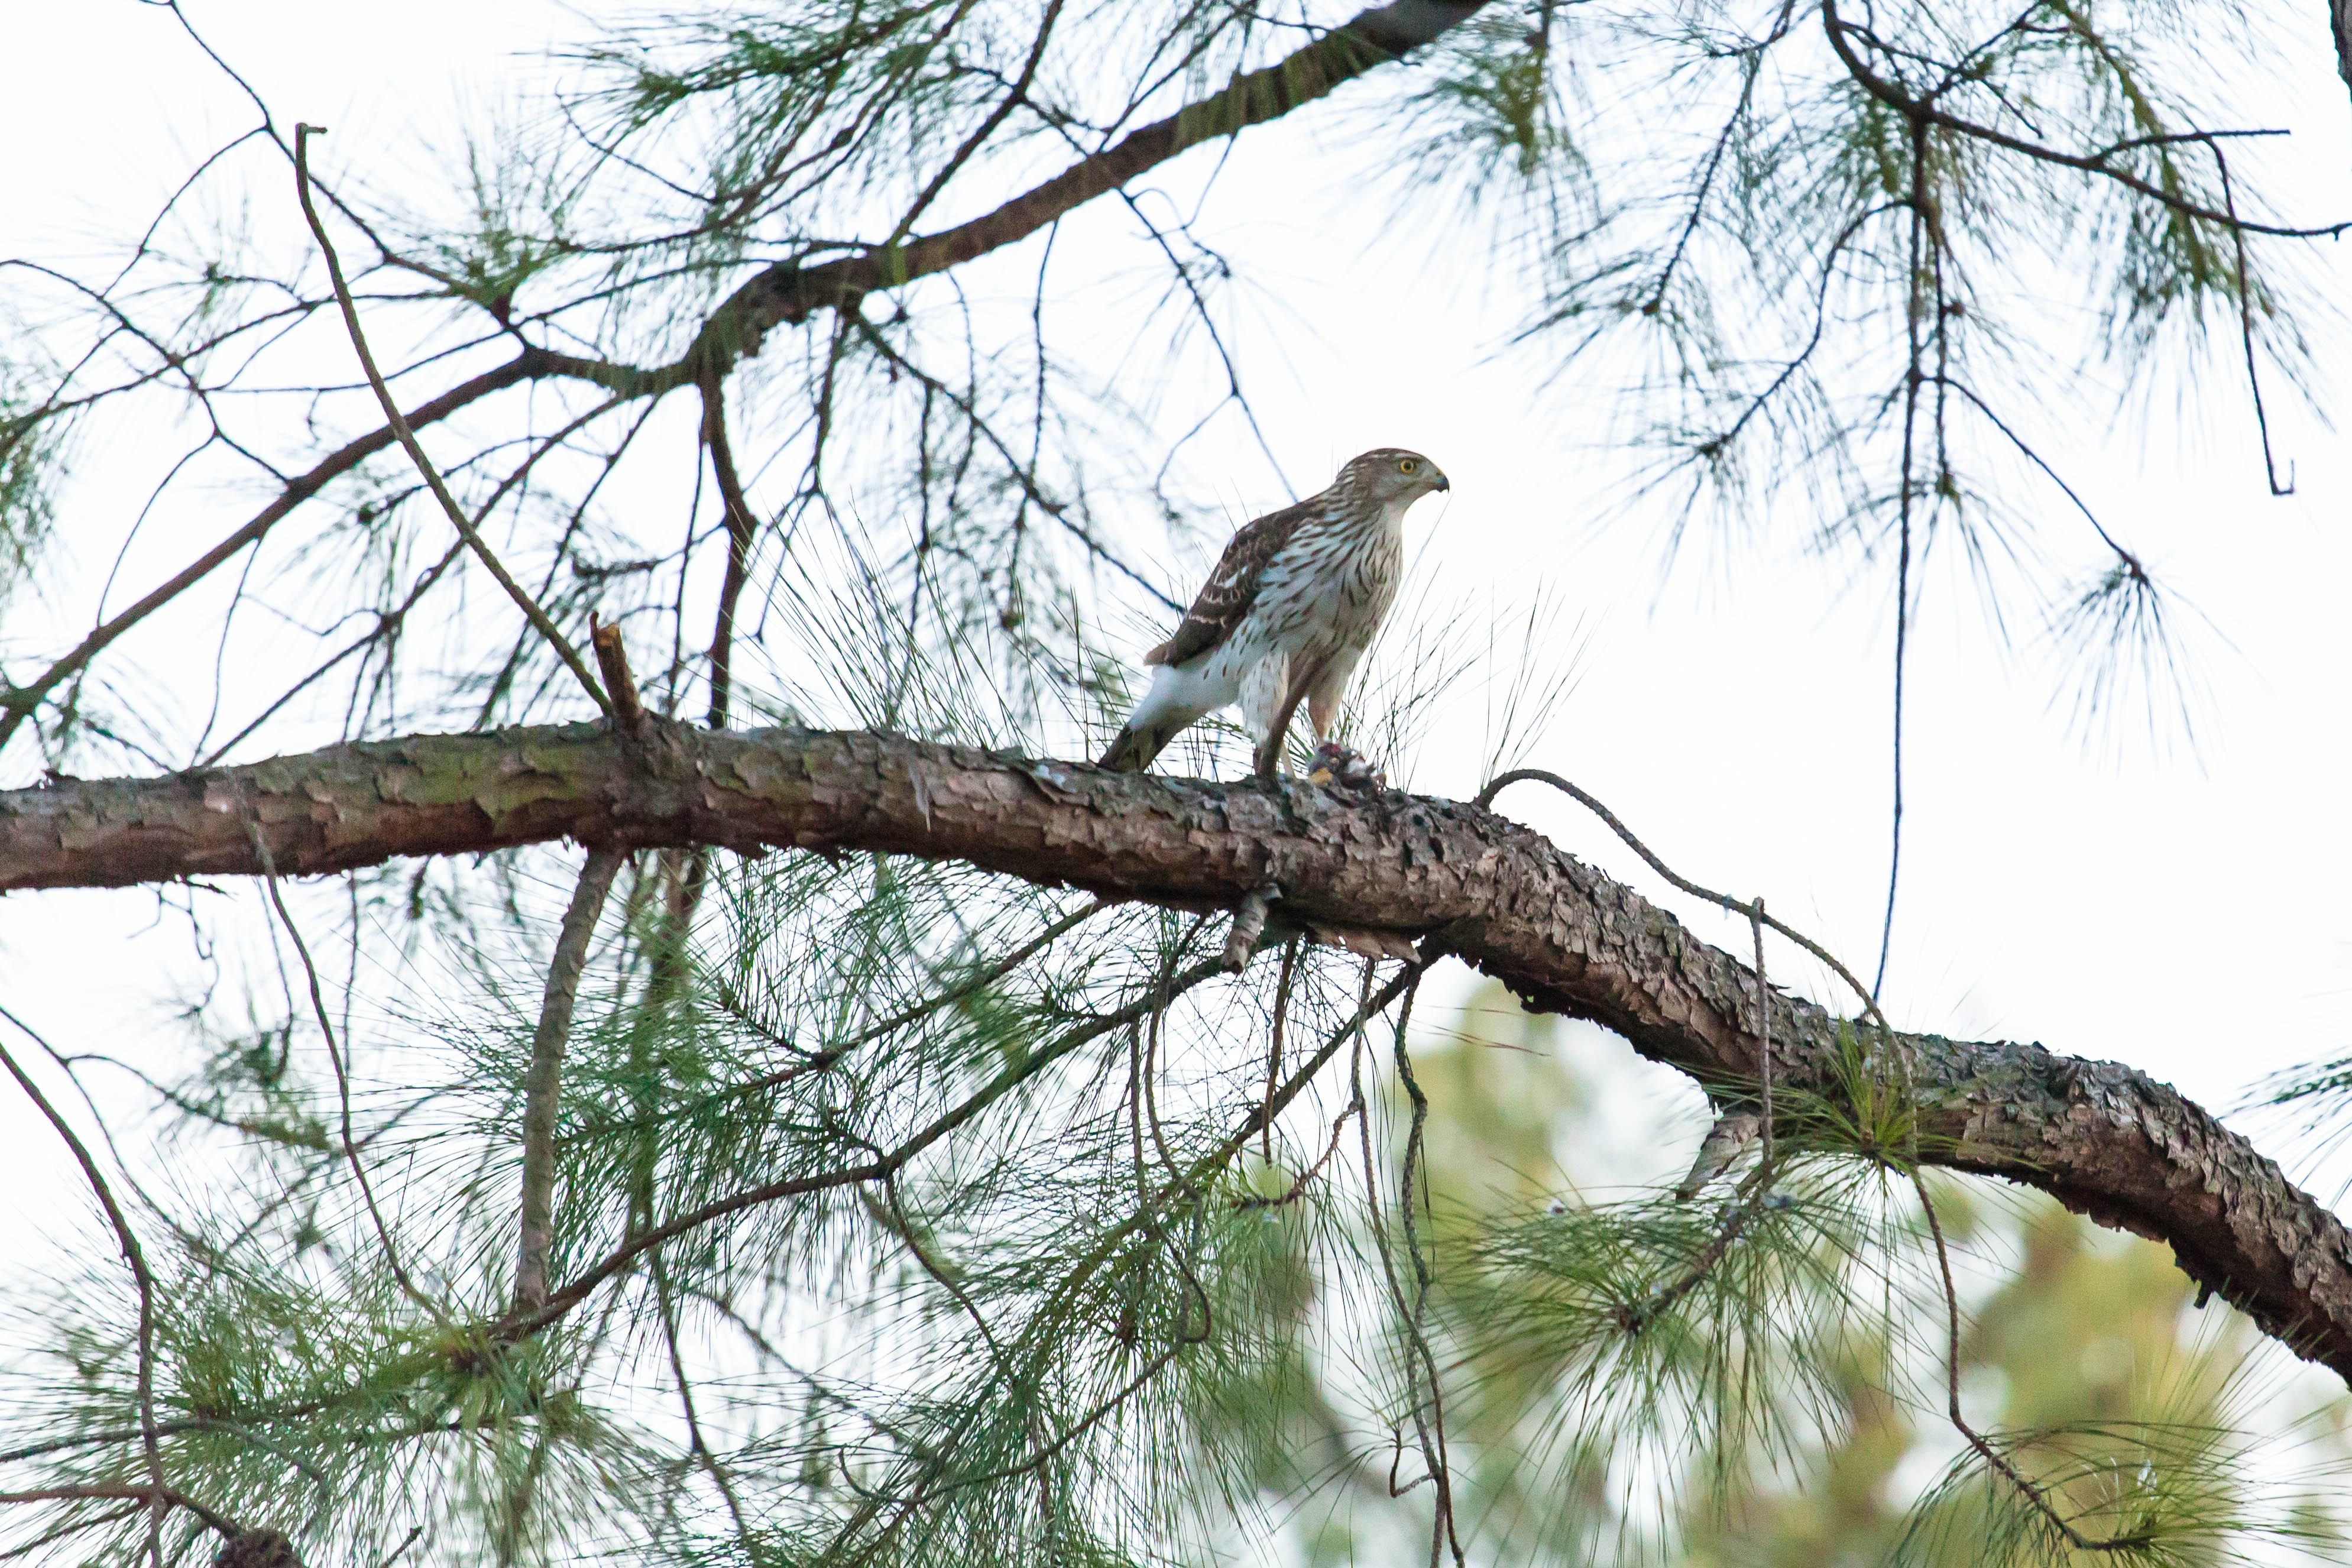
6;717;2350;1384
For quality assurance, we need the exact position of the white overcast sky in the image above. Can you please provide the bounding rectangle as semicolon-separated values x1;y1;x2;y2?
4;0;2352;1246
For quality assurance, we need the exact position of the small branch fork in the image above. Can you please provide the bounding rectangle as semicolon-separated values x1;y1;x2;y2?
1817;0;2306;506
1818;0;2351;241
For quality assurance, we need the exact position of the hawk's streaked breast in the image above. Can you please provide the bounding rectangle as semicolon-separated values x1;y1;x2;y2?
1100;447;1449;775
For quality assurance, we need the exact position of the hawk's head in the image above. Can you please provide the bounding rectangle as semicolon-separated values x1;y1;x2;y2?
1337;448;1450;506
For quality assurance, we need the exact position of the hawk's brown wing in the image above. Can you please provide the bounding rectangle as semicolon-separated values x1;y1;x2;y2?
1144;497;1313;667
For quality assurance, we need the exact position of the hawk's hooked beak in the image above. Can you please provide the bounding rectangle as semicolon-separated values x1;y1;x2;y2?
1431;472;1451;493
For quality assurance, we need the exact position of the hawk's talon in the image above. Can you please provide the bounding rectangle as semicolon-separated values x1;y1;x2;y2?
1306;742;1384;796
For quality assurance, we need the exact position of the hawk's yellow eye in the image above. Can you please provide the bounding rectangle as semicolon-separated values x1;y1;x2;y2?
1398;458;1418;475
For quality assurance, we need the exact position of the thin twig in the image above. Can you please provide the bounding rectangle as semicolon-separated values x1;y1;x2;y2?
1474;766;1917;1159
845;319;1181;611
1877;114;1932;1003
1235;1100;1360;1210
697;364;760;730
1355;974;1423;1496
1143;915;1214;1185
1386;970;1463;1568
2214;144;2294;496
246;817;439;1314
292;124;610;715
1472;769;1891;1036
1912;1172;2150;1551
881;1176;1016;1385
1261;935;1300;1160
1619;1186;1773;1331
0;1485;238;1542
369;1524;426;1567
1642;50;1772;315
887;0;1067;245
649;1248;755;1547
1120;1016;1158;1350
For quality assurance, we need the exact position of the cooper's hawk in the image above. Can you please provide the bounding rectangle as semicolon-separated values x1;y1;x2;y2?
1100;448;1450;777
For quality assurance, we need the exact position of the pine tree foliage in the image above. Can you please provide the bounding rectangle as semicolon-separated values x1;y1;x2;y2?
2;1;2350;1563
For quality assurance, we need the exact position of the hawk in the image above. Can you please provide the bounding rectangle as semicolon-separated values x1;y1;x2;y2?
1099;448;1450;778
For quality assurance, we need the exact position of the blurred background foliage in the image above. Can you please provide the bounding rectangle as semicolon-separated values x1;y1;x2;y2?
1235;980;2352;1566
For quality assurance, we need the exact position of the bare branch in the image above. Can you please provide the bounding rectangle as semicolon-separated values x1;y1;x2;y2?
511;847;623;1314
696;367;759;731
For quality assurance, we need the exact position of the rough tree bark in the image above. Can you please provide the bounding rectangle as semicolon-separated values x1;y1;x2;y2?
5;717;2349;1384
